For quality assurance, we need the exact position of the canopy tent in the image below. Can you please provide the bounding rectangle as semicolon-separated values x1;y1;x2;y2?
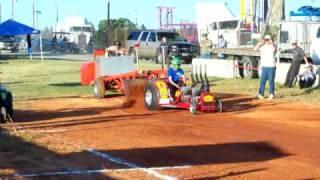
0;19;43;62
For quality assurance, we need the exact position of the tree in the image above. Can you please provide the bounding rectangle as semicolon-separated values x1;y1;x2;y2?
140;24;147;30
85;18;96;32
41;27;53;39
94;18;137;48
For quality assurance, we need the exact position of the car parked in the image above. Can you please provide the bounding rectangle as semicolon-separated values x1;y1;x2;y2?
0;36;18;53
126;30;198;64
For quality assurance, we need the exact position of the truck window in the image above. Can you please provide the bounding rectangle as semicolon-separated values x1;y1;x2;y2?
148;32;156;42
140;32;149;41
157;32;184;41
280;31;289;43
127;31;140;40
219;21;238;30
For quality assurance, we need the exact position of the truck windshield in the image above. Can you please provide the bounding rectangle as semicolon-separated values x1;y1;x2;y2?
219;21;238;30
157;32;184;41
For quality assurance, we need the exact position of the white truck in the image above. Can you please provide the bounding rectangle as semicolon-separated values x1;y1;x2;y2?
207;20;320;78
196;2;320;78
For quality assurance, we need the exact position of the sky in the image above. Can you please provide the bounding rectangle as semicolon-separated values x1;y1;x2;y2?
0;0;319;30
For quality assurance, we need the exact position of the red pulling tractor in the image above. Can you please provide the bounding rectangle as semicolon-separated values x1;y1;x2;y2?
81;50;222;114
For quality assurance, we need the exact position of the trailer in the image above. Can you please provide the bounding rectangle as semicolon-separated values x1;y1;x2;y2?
210;20;320;78
80;51;166;98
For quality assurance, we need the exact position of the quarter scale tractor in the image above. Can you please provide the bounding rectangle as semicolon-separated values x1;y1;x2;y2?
143;64;223;114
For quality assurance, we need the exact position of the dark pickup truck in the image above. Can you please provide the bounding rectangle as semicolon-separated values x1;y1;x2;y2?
126;30;198;64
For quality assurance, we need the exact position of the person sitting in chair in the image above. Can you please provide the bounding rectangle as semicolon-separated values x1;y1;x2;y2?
168;57;186;102
299;65;316;89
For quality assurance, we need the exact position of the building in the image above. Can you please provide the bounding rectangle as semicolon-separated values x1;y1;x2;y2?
54;16;93;51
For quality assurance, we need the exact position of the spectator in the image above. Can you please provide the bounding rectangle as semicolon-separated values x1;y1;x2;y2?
284;42;310;88
27;34;32;56
254;34;277;100
217;35;227;59
159;37;169;67
200;33;212;59
299;65;316;89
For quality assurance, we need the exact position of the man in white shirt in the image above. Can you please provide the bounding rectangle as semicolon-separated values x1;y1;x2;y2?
254;34;276;100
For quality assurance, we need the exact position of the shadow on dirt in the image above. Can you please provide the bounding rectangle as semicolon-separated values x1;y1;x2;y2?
216;93;278;113
49;82;82;87
97;141;290;168
0;128;116;179
190;168;267;180
14;106;119;123
2;81;24;85
15;113;157;130
13;102;175;130
0;124;290;179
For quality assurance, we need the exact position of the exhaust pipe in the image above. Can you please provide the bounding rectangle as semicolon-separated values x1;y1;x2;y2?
204;64;210;91
199;65;205;89
190;65;196;87
195;65;200;84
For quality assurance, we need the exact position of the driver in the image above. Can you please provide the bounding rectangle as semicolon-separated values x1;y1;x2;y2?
168;56;186;101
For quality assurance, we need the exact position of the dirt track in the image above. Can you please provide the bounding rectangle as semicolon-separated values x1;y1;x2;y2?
2;94;320;179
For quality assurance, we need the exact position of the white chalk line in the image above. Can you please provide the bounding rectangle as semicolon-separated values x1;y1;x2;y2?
87;149;185;180
17;129;67;133
15;166;190;178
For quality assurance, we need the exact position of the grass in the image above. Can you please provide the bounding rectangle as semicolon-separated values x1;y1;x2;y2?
0;58;319;103
0;59;92;100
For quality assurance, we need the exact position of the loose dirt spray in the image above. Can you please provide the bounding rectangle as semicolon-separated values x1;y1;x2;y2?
123;79;148;112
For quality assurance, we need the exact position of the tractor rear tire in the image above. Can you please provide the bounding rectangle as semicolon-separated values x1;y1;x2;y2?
216;99;223;113
94;78;106;99
144;82;161;110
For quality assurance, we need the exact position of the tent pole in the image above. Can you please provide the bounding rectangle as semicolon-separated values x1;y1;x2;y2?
39;33;44;64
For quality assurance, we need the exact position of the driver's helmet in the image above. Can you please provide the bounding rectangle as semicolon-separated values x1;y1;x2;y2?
172;56;181;68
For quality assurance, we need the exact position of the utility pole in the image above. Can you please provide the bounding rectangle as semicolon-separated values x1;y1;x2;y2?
106;0;111;46
107;0;110;26
35;10;41;29
33;0;35;28
0;2;2;23
55;1;59;34
134;9;138;27
11;0;14;19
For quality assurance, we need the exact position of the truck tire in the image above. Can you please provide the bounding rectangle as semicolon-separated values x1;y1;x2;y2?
144;82;161;110
241;56;258;79
94;78;106;99
184;58;193;64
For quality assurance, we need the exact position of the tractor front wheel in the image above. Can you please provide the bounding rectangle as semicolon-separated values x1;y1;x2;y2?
189;100;197;114
94;78;106;99
144;83;161;110
216;99;223;113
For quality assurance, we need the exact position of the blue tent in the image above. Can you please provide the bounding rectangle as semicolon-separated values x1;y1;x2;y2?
0;19;43;62
0;19;40;36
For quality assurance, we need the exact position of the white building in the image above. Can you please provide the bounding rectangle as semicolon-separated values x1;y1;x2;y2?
54;16;93;50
